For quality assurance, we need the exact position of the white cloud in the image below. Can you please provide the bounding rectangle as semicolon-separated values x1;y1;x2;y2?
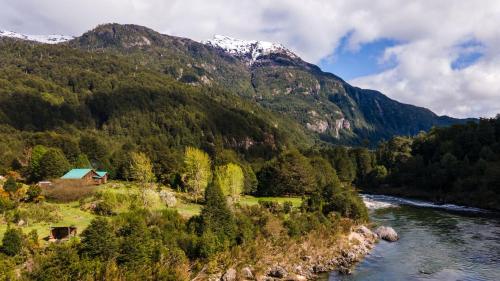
0;0;500;118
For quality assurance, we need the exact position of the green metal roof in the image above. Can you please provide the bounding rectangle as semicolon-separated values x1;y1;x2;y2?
96;171;108;177
61;169;93;179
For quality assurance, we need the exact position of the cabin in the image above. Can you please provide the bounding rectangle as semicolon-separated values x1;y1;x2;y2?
49;226;77;241
61;169;108;185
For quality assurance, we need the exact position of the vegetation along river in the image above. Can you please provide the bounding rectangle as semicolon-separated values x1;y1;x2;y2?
328;194;500;281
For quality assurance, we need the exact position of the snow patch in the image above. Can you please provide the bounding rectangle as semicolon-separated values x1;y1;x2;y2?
0;30;73;44
202;35;297;63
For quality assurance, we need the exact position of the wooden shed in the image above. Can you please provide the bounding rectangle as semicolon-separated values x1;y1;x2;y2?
49;226;77;240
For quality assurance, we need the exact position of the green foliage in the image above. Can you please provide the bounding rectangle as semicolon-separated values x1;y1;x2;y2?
39;149;70;179
369;117;500;210
215;163;244;202
28;145;49;182
74;154;92;168
80;218;118;260
2;177;18;194
129;151;155;184
184;147;212;201
257;149;316;196
199;179;236;256
1;227;23;256
26;184;43;202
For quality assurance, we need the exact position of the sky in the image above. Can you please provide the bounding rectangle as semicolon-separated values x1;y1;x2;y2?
1;0;500;118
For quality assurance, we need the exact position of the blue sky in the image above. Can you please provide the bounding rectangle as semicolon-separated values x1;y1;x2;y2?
319;33;400;80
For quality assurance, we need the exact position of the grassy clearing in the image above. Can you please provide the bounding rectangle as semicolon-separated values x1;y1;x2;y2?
239;195;303;207
0;201;96;243
0;182;303;242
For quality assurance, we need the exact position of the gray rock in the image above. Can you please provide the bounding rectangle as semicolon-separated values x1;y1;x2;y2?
338;266;352;275
268;266;288;278
241;267;254;279
285;274;307;281
222;268;237;281
375;226;399;242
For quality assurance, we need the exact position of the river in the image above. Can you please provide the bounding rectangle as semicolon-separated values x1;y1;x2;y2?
327;194;500;281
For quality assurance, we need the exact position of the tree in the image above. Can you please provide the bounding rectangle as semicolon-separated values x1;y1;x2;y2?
79;135;107;167
2;177;19;194
39;149;70;179
80;218;118;261
184;147;212;202
215;163;244;203
129;152;155;185
1;228;23;256
200;179;236;256
28;145;48;181
74;154;92;168
257;149;316;196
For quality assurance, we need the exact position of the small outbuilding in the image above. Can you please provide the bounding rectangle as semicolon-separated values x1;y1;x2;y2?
49;226;77;240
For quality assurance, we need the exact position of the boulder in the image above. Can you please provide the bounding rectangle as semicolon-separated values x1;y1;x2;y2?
375;226;399;242
285;274;307;281
241;267;254;280
268;266;288;278
222;268;237;281
159;190;177;207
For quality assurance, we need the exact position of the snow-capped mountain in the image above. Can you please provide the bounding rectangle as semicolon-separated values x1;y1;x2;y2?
0;30;73;44
203;35;298;63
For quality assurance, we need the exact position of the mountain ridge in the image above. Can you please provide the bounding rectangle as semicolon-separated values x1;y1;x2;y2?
0;23;470;144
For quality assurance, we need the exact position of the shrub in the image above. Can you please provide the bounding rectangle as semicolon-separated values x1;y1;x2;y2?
14;203;62;224
258;200;283;214
26;185;43;202
0;197;15;214
1;228;23;256
284;212;329;237
93;200;114;216
283;201;293;214
80;218;118;260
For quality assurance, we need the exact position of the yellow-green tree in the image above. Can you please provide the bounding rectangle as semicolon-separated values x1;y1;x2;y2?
129;152;155;185
215;163;244;203
184;147;212;202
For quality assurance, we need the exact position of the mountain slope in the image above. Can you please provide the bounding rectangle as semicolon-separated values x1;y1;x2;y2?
2;23;468;144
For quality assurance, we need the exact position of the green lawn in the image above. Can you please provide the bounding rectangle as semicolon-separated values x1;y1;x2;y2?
0;201;96;243
239;195;303;207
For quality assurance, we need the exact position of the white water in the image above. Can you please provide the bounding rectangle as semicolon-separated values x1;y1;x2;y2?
361;194;486;213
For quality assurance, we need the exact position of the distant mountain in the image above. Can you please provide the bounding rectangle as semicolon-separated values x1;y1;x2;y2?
0;30;73;44
202;35;298;63
1;23;469;145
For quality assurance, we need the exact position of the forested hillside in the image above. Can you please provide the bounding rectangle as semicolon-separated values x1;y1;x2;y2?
66;24;467;144
362;117;500;210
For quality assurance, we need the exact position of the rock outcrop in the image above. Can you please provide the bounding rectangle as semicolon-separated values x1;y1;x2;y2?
375;226;399;242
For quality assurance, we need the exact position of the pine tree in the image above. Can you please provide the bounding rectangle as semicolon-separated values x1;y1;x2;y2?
80;218;118;261
200;179;236;254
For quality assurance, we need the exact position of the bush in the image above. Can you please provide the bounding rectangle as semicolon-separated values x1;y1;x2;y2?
0;197;15;214
93;200;114;216
26;185;43;202
283;201;293;214
258;200;283;214
1;228;23;256
324;191;368;222
284;212;329;237
14;203;62;224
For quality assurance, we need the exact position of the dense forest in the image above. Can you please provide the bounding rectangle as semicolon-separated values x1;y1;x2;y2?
362;117;500;211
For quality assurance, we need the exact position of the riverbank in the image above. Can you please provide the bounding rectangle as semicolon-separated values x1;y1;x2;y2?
198;224;379;281
329;194;500;281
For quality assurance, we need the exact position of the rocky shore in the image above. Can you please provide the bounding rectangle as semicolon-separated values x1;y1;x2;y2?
204;225;396;281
